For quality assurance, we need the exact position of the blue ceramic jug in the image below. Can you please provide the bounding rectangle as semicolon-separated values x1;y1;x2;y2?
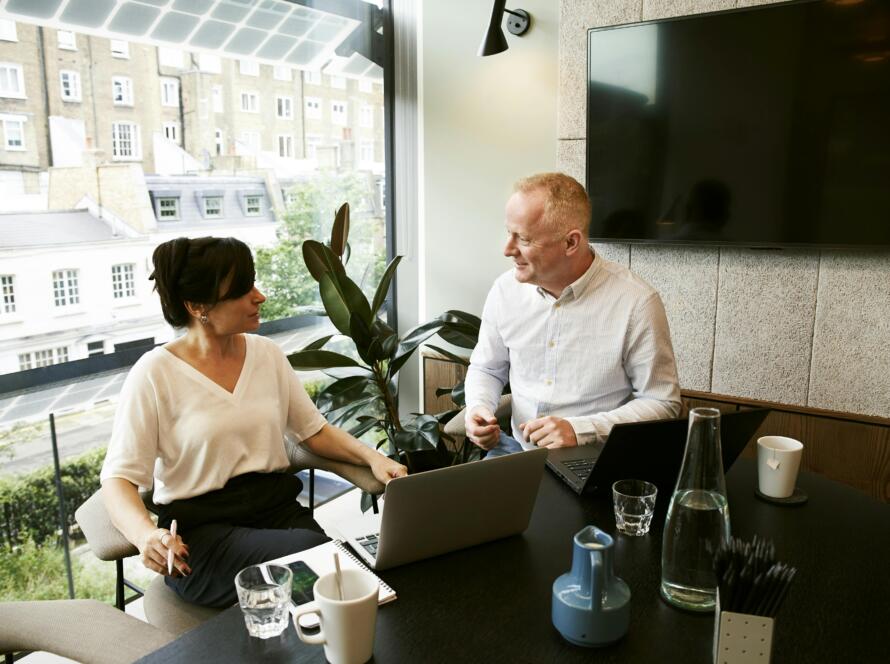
552;525;631;647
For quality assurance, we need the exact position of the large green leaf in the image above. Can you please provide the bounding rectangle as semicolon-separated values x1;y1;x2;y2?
302;334;336;351
442;309;482;329
302;240;344;282
438;322;479;349
327;396;380;427
394;429;436;453
287;349;362;370
371;256;402;316
331;203;350;258
349;313;374;364
349;418;383;439
319;273;351;335
315;376;372;412
425;344;470;366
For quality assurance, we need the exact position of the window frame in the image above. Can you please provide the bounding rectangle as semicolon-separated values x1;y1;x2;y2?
111;263;136;300
0;274;16;314
112;76;134;106
162;121;180;144
0;62;25;99
212;85;223;113
331;100;348;126
305;97;321;119
276;95;293;119
244;195;263;216
160;77;179;107
57;30;76;50
110;40;129;59
52;269;80;308
203;196;223;218
0;19;17;42
240;91;259;113
2;115;26;151
273;65;292;81
277;134;294;158
111;121;142;160
156;196;180;220
59;69;81;102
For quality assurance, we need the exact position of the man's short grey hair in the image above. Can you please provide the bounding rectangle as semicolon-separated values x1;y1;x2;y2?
513;172;592;236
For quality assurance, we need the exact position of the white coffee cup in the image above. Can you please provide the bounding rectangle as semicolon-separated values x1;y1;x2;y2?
757;436;803;498
293;568;379;664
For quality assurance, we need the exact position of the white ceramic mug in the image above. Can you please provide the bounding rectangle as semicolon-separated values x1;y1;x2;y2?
293;569;379;664
757;436;803;498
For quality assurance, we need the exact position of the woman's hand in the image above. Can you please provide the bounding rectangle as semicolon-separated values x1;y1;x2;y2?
370;454;407;485
137;527;191;577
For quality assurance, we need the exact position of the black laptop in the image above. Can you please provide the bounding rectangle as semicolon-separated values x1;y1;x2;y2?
546;409;770;495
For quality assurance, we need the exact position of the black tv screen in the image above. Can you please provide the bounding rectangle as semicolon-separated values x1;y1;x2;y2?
586;0;890;248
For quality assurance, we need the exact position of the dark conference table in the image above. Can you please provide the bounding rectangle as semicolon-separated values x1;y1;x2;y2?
138;460;889;663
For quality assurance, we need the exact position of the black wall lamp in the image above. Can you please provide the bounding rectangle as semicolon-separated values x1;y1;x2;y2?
478;0;532;57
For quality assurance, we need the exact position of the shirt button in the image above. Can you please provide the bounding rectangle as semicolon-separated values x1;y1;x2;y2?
545;379;553;385
548;341;555;348
554;303;561;309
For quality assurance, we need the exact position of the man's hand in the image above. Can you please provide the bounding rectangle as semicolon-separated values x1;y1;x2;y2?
370;454;408;485
137;527;190;577
520;416;578;449
466;406;501;450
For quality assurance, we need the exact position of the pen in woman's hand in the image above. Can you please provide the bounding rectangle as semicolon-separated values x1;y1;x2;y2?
167;519;178;575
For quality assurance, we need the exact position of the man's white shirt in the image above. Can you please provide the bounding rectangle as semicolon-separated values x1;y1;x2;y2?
464;250;681;447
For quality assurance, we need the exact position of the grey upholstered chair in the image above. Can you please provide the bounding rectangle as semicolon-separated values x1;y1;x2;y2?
0;599;173;664
75;438;385;636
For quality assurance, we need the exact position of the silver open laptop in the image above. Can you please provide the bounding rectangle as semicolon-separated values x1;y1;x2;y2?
336;448;549;570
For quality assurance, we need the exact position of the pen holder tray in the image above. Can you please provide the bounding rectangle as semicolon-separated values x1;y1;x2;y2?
713;609;774;664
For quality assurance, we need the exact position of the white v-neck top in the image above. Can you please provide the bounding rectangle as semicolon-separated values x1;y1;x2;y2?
100;334;327;505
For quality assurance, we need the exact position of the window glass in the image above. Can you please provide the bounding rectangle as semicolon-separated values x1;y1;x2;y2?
57;30;76;50
111;264;136;299
0;63;25;98
3;117;25;150
160;78;179;107
204;196;223;218
0;19;17;42
111;122;141;159
59;70;81;102
277;96;293;119
52;269;79;307
110;40;129;58
1;275;15;313
240;91;259;113
273;66;292;81
157;197;180;219
112;77;133;106
245;196;262;216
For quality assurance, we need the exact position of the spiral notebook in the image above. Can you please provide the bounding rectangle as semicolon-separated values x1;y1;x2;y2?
267;539;396;609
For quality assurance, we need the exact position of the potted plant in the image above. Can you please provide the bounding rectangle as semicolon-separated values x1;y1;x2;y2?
286;203;482;488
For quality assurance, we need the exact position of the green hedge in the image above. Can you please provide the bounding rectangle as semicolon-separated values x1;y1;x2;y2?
0;447;106;549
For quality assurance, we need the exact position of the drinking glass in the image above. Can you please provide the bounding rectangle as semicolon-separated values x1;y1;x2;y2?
235;563;292;639
612;479;658;536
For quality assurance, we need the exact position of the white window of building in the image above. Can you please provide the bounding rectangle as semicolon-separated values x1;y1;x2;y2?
240;91;259;113
1;275;15;314
111;122;141;160
277;134;293;158
359;140;374;163
240;131;261;151
215;128;224;155
330;76;346;89
59;70;81;102
304;70;322;85
87;341;104;357
204;196;223;218
0;20;17;42
2;116;26;151
305;97;321;119
0;63;25;99
162;121;180;144
52;269;79;307
331;101;347;125
276;96;292;119
31;347;68;368
245;195;262;216
57;30;76;50
199;53;221;73
111;263;136;299
212;85;223;112
18;353;32;371
360;104;373;128
305;134;322;159
160;77;179;107
239;59;259;76
157;196;179;219
358;78;373;93
34;349;54;368
112;76;134;106
110;40;129;59
158;47;183;68
273;65;292;81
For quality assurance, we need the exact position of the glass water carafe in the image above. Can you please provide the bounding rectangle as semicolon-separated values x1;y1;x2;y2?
660;407;731;611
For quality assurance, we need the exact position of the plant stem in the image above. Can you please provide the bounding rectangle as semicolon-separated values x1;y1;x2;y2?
374;362;402;432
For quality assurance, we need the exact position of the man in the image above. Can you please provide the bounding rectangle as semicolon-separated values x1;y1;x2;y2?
464;172;681;456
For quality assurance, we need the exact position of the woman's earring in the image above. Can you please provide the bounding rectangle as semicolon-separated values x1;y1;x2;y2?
200;312;208;325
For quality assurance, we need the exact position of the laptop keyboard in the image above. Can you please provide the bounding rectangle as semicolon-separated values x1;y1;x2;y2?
563;458;596;481
356;533;380;557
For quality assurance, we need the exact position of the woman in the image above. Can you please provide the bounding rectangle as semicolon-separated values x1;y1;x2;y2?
101;236;405;608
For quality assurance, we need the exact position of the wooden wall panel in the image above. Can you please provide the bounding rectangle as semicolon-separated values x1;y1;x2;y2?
422;355;468;414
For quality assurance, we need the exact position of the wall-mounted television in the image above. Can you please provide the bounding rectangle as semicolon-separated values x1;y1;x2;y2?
586;0;890;248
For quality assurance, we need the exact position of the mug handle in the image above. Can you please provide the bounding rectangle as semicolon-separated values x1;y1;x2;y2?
293;606;326;645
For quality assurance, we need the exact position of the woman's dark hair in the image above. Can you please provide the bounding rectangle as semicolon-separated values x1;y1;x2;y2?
150;237;255;327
